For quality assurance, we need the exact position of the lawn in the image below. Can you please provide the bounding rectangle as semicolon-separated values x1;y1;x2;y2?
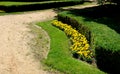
0;1;62;6
36;20;105;74
0;0;81;6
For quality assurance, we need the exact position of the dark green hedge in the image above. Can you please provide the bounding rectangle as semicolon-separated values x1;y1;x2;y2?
0;1;83;12
95;47;120;74
58;12;120;74
57;15;92;45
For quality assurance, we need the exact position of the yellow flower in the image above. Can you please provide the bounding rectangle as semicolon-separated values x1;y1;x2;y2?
52;20;92;59
77;51;83;55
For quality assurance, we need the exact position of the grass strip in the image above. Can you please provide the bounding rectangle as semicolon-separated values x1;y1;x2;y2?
36;20;105;74
0;1;63;6
0;0;82;6
0;1;83;12
58;11;120;52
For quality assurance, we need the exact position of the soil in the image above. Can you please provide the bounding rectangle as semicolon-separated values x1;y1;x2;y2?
0;9;57;74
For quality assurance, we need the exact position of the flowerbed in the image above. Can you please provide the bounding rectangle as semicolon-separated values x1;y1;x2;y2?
52;20;93;62
37;21;105;74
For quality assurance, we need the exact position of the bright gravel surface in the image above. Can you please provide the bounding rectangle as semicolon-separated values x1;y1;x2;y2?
0;9;57;74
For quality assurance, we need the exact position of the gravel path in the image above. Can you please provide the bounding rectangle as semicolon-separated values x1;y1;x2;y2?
0;9;57;74
0;4;97;74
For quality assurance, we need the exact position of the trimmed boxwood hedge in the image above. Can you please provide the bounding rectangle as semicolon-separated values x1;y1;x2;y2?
57;15;92;45
0;1;83;12
58;11;120;74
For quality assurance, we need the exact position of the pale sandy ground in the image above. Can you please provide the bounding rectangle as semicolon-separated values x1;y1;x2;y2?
0;3;97;74
0;10;57;74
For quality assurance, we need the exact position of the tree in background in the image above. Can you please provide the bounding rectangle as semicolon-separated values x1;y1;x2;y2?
96;0;120;5
112;0;120;5
97;0;110;5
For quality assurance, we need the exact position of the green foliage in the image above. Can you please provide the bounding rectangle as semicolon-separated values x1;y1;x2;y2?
112;0;120;5
0;1;44;6
36;20;105;74
58;11;120;52
0;1;83;12
58;14;92;45
52;20;93;62
58;10;120;74
96;0;120;5
0;0;81;2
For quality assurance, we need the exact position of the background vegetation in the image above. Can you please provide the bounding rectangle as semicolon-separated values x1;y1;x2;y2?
96;0;120;5
0;0;83;12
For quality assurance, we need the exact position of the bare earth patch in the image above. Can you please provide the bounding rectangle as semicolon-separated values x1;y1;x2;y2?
0;9;57;74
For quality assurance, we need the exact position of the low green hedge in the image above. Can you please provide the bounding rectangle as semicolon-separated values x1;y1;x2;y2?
58;15;92;45
0;0;83;12
37;21;105;74
58;10;120;74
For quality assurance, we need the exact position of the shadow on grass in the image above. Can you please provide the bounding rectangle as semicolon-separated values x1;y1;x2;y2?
95;47;120;74
59;4;120;74
0;1;83;12
64;4;120;34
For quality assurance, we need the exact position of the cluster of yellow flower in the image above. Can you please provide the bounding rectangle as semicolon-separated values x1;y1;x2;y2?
52;20;93;60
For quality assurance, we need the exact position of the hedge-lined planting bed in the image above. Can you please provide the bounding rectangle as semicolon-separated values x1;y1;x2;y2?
57;5;120;74
37;21;105;74
0;0;83;12
52;20;93;62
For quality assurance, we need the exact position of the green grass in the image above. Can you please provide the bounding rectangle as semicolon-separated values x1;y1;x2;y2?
0;1;59;6
0;0;81;6
0;0;83;13
58;11;120;52
0;1;33;6
36;20;105;74
58;10;120;73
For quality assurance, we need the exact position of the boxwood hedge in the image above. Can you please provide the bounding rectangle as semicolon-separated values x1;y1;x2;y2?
0;0;83;12
57;7;120;74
